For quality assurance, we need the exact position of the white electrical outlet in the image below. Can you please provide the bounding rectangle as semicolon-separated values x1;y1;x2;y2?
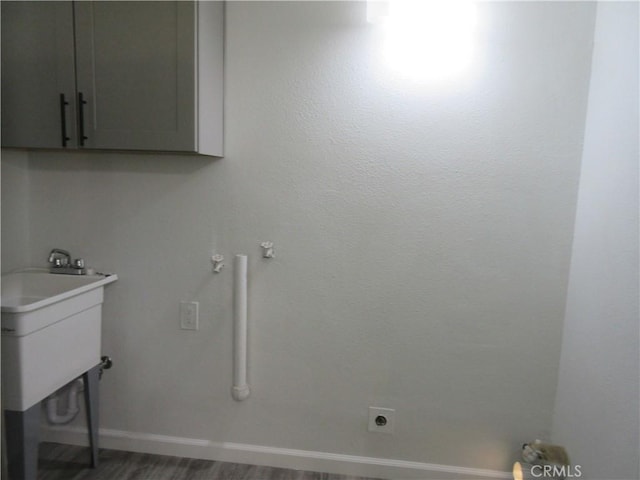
368;406;395;434
180;301;199;330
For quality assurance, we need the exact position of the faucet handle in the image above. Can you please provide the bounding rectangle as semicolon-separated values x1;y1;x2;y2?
74;258;85;269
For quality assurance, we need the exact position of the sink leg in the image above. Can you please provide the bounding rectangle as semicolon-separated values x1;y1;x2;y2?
5;403;40;480
82;364;100;468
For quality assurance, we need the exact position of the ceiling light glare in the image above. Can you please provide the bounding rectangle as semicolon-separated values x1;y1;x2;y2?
372;1;478;82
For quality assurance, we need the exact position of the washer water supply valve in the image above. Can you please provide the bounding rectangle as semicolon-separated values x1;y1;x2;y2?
211;254;225;273
260;242;274;258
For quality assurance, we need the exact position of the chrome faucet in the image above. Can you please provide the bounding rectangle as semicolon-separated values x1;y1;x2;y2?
48;248;71;267
48;248;86;275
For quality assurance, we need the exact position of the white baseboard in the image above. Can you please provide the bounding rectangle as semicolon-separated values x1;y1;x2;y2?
42;426;510;480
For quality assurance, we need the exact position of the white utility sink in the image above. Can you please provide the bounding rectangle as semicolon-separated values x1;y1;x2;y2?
1;269;117;411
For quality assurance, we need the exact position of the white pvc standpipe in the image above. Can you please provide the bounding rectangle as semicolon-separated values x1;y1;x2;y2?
232;254;250;401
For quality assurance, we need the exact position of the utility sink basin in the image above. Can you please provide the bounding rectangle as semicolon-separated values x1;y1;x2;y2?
1;269;117;411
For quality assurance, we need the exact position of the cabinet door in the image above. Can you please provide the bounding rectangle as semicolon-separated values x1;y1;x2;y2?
74;1;197;152
1;1;77;149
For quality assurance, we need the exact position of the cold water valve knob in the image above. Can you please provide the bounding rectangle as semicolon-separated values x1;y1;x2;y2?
211;254;225;273
260;241;274;258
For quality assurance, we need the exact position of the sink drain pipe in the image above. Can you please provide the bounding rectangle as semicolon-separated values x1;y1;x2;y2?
45;356;113;424
46;379;82;424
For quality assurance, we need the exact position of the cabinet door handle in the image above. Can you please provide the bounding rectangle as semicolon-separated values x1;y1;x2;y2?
59;94;70;147
78;92;88;146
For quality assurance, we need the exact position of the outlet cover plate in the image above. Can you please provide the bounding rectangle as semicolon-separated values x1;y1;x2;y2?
180;301;199;330
368;406;395;434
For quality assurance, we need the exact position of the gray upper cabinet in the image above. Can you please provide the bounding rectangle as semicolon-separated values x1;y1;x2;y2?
1;2;77;150
1;1;223;156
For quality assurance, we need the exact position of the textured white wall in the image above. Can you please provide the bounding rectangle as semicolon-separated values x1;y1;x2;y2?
1;150;30;273
552;3;639;479
6;1;596;473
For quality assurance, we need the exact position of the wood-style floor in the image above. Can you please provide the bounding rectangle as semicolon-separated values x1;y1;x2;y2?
37;442;381;480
